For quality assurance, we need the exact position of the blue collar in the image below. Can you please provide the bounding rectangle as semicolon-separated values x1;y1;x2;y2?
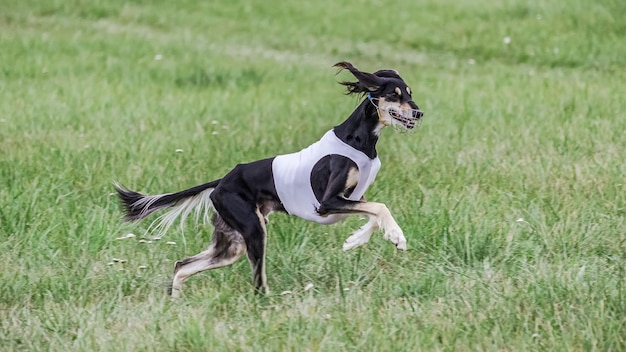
367;93;388;126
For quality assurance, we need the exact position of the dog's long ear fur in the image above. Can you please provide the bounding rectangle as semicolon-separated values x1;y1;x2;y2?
334;61;383;95
373;69;401;79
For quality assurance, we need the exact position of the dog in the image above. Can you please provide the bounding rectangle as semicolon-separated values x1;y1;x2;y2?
114;62;423;297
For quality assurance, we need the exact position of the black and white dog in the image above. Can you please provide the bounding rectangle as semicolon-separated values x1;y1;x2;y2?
115;62;423;297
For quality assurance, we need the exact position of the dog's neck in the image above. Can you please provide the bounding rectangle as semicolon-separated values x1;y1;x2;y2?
333;98;381;159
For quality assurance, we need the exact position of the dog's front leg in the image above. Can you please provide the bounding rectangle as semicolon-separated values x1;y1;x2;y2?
352;201;407;251
314;159;407;251
319;199;407;251
343;214;379;250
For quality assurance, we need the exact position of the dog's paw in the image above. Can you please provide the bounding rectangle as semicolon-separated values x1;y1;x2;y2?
170;287;181;300
396;237;407;251
384;226;407;251
343;225;375;251
343;236;367;251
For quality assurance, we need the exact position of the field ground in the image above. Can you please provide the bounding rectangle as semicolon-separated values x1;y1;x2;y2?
1;0;625;350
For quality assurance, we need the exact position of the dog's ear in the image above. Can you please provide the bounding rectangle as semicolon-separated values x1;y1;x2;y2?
373;69;401;79
334;61;383;95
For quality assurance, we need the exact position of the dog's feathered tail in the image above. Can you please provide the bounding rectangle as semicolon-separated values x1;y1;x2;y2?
114;179;221;238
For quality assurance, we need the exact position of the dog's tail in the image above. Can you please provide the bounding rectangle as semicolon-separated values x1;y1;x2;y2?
113;179;221;237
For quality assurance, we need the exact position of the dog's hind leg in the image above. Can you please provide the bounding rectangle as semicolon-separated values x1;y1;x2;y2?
170;213;246;299
210;189;270;294
246;208;269;294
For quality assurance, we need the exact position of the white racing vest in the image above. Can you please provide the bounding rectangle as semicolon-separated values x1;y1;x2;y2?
272;130;381;224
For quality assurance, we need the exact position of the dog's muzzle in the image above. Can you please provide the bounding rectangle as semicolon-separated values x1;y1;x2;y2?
387;107;423;130
367;94;423;131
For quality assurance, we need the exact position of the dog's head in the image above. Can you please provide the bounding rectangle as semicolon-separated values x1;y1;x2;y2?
334;61;423;130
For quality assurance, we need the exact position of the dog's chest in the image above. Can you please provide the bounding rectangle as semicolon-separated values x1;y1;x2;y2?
272;130;380;224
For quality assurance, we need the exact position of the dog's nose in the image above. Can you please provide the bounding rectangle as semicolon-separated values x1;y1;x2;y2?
408;101;422;119
412;109;423;119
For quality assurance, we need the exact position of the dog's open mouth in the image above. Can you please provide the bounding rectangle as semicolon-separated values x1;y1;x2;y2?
387;108;423;130
366;94;423;130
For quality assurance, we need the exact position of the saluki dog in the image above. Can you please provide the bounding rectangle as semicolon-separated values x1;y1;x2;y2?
114;62;423;298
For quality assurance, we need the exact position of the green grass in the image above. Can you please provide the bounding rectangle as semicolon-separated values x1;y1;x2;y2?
1;0;625;350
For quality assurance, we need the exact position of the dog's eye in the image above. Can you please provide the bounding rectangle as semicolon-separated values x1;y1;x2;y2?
387;90;400;100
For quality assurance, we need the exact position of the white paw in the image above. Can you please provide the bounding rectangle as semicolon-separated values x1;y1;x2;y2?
396;237;407;251
343;235;368;251
170;278;183;299
384;226;407;251
343;225;375;251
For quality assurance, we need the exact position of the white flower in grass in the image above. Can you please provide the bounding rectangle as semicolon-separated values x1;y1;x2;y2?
516;218;525;222
468;58;476;65
175;149;184;153
107;260;126;269
154;54;163;61
116;233;136;240
503;36;511;45
576;266;586;281
304;283;314;291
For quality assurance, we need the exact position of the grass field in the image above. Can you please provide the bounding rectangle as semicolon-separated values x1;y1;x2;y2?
1;0;625;350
